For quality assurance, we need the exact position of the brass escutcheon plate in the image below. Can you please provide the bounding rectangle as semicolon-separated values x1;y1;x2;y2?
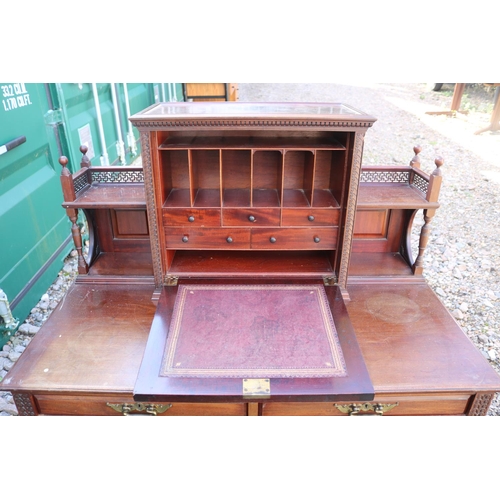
107;402;172;415
335;402;399;416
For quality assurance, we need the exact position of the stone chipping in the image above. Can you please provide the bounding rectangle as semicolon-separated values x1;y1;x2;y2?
1;83;499;416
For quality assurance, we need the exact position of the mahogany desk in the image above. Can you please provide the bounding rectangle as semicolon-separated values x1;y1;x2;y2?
2;102;499;416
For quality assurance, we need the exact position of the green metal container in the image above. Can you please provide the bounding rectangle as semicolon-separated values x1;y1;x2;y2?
0;83;71;348
0;82;182;349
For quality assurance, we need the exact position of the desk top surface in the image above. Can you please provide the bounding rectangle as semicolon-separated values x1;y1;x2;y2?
3;282;499;397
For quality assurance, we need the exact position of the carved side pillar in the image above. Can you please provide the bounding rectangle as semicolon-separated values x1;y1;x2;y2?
140;132;163;288
338;132;365;295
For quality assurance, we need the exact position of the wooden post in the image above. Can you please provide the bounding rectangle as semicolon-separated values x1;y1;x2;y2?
80;144;91;168
59;155;76;203
450;83;466;112
79;144;93;185
409;145;421;169
426;157;444;203
59;156;89;275
413;157;444;275
409;145;421;184
426;83;467;116
475;84;500;134
413;210;433;275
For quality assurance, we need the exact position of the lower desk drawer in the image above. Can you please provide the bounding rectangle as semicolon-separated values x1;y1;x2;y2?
165;227;250;249
24;393;476;416
251;227;338;250
261;394;473;416
33;395;248;416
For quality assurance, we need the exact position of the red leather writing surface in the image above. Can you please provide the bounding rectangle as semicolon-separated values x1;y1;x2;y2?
161;284;347;378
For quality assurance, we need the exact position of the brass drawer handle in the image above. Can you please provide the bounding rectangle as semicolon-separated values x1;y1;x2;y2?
107;403;172;416
335;403;399;416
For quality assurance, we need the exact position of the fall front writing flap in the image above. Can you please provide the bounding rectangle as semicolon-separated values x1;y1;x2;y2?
133;278;374;402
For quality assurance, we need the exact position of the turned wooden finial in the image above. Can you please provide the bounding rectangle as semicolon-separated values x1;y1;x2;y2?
410;145;421;168
59;156;70;176
80;145;91;168
432;157;444;176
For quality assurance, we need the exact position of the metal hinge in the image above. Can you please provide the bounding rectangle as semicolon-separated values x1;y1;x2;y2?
164;276;179;286
323;276;337;286
44;109;63;126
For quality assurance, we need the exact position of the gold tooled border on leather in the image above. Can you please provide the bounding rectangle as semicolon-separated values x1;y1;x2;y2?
160;284;347;378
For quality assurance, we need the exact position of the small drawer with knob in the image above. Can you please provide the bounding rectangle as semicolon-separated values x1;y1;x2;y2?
251;227;338;250
165;227;251;249
281;208;339;226
163;208;221;227
222;208;280;227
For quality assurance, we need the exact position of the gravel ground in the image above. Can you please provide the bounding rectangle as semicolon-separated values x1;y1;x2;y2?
1;83;499;416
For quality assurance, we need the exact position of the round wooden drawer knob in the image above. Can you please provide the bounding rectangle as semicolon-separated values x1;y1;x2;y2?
188;216;195;222
270;237;277;243
182;236;189;243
